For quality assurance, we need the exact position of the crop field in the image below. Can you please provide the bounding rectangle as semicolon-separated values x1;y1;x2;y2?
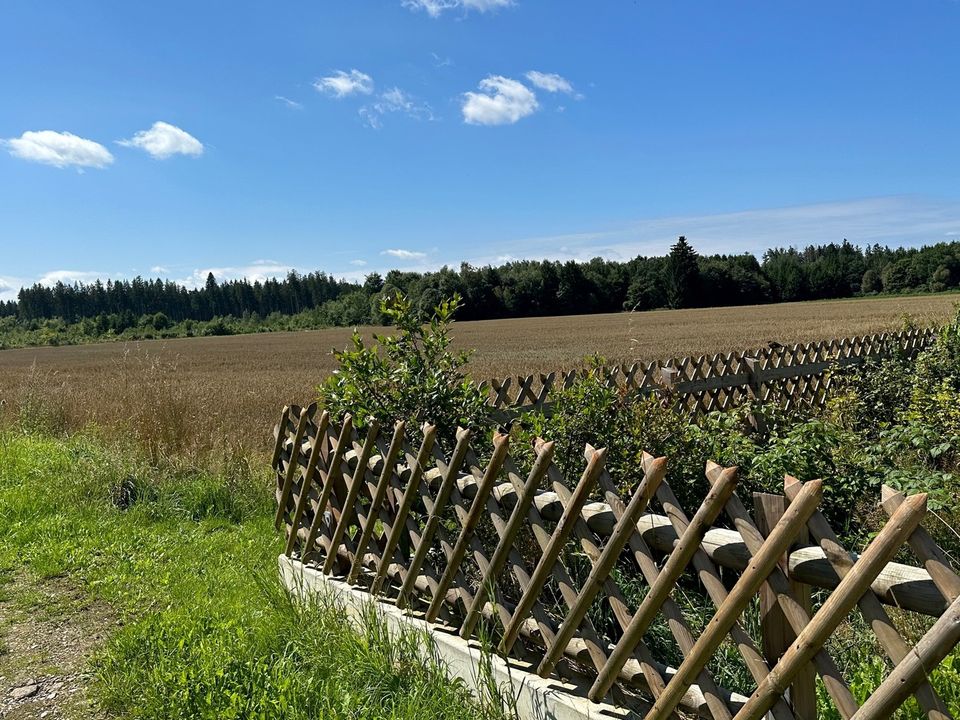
0;293;954;459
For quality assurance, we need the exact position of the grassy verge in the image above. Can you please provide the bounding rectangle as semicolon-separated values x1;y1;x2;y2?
0;430;512;720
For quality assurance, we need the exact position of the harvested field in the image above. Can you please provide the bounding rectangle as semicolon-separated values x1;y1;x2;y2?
0;293;954;459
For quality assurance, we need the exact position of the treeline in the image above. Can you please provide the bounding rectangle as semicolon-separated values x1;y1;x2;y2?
3;271;356;326
2;238;960;345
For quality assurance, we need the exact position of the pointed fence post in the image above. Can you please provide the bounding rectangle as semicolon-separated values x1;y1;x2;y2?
744;356;767;433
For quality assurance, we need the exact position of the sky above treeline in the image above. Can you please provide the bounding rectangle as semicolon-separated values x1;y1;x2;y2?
1;1;959;302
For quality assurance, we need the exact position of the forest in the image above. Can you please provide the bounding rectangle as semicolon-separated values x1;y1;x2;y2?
2;237;960;346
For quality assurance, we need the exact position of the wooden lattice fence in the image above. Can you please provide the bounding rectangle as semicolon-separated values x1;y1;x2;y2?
273;404;960;720
483;327;938;420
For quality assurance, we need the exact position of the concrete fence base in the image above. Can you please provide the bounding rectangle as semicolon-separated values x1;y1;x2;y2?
279;555;636;720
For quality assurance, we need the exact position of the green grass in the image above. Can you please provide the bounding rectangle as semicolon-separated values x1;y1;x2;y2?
0;430;513;720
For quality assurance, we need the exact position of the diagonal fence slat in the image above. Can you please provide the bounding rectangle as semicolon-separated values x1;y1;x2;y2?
659;472;796;720
460;441;557;639
710;463;859;717
347;421;406;585
395;427;473;609
591;450;737;720
589;466;740;703
733;492;929;720
537;457;667;679
784;476;953;720
302;415;353;563
495;445;611;677
641;478;825;720
425;433;510;623
322;419;380;575
498;445;601;655
372;424;437;594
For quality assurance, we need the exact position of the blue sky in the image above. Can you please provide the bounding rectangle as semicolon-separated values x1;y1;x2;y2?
2;0;959;301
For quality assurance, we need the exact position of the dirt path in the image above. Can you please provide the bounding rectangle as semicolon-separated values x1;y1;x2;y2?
0;576;113;719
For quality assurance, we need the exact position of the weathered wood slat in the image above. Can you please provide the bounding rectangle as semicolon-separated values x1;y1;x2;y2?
498;448;602;654
753;492;816;720
851;595;960;720
425;433;510;623
734;492;929;720
460;441;557;639
372;425;437;594
660;477;795;720
285;411;332;557
712;465;858;717
641;478;824;720
881;486;960;603
274;407;311;530
785;477;952;720
322;420;379;575
536;457;667;678
498;449;608;670
302;415;353;563
589;466;738;703
396;428;473;609
597;451;737;720
347;422;406;585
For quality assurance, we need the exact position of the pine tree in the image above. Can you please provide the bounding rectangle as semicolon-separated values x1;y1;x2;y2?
666;236;700;308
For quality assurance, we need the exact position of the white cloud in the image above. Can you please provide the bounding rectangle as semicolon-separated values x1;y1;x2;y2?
525;71;575;94
382;249;427;260
314;69;374;98
176;260;293;287
38;270;108;286
349;259;368;266
3;130;113;169
275;95;303;110
403;0;512;17
0;276;20;302
360;87;436;128
462;75;538;125
150;265;169;275
118;121;203;159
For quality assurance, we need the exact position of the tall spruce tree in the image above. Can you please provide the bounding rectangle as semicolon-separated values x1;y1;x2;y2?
666;236;700;308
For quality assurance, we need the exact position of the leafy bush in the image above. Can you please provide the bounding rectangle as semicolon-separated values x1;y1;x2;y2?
318;293;488;441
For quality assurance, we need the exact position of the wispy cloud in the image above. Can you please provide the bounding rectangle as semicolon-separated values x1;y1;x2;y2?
431;52;453;68
349;259;368;266
314;69;374;98
275;95;303;110
462;75;538;125
118;121;203;159
464;196;960;266
403;0;512;18
3;130;114;170
382;249;428;260
360;88;436;128
525;71;576;95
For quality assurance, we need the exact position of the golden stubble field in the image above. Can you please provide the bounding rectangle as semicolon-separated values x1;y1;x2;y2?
0;293;954;459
